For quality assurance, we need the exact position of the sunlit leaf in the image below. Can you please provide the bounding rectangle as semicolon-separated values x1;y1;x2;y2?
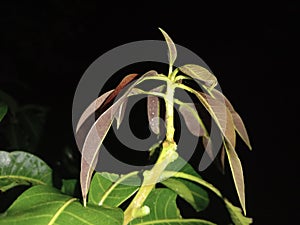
179;64;217;89
147;85;165;135
129;188;214;225
0;102;8;122
224;199;252;224
159;28;177;69
0;185;123;225
88;172;140;207
212;89;252;150
178;102;207;137
224;141;246;214
80;70;158;206
0;151;52;192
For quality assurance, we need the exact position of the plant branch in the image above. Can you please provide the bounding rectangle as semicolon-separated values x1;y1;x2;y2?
123;75;178;225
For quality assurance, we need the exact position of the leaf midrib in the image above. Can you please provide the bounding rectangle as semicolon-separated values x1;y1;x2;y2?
0;175;48;185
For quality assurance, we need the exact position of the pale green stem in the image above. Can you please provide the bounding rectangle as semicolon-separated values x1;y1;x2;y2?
123;74;178;225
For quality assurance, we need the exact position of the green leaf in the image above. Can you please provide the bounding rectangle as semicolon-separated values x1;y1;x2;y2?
130;188;214;225
61;179;79;196
224;199;252;225
0;90;18;116
162;157;209;212
0;151;52;192
88;172;141;207
0;102;8;122
178;64;217;89
159;28;177;70
224;141;246;214
0;185;123;225
79;70;158;206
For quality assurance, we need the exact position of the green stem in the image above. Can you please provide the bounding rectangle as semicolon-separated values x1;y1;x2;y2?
123;75;177;225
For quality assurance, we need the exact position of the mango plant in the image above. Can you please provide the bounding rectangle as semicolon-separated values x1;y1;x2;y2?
0;29;252;225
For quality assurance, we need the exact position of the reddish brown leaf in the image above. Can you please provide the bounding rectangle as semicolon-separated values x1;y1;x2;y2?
80;70;158;205
147;85;165;135
179;103;207;137
212;89;252;150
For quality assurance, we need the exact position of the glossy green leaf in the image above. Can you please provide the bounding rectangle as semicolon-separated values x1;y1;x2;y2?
130;188;214;225
80;70;158;206
179;64;217;89
224;141;246;214
159;28;177;69
0;151;52;192
224;199;252;225
88;172;141;207
162;157;209;212
0;185;123;225
61;179;79;196
0;102;8;122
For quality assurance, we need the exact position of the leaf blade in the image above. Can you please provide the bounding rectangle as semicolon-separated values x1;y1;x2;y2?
0;151;52;192
0;102;8;122
0;185;123;225
179;64;217;89
159;28;177;68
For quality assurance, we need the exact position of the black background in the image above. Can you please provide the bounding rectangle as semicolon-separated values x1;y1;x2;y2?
0;1;299;224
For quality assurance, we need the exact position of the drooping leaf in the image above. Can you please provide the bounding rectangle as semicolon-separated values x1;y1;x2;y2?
162;157;209;212
147;85;165;135
0;151;52;192
101;73;140;111
0;185;123;225
224;141;246;214
80;70;158;206
61;179;79;196
163;169;251;224
159;28;177;68
0;102;8;122
179;64;218;89
76;90;114;133
212;89;252;150
115;98;128;129
129;188;214;225
88;172;140;207
178;102;207;137
224;199;252;225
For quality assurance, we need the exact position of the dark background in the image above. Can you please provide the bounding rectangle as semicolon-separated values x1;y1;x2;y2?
0;1;299;224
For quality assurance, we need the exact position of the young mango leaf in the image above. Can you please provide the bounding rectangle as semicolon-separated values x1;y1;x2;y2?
129;188;215;225
224;141;246;215
211;89;252;150
80;70;158;206
0;151;52;192
88;172;141;207
76;90;114;133
147;85;165;135
178;102;207;137
224;198;252;225
179;64;218;89
115;98;128;129
162;157;209;212
159;28;177;69
0;102;8;122
0;185;123;225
